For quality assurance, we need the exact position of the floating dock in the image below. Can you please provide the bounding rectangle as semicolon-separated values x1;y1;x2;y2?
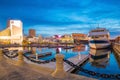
28;52;52;58
65;54;89;72
24;54;89;72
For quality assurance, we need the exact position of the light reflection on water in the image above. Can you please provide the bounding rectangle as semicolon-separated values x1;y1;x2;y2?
5;44;88;60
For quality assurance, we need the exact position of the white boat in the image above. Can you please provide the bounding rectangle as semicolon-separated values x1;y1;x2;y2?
88;28;111;49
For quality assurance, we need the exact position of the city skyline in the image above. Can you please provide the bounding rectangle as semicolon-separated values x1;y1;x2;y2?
0;0;120;38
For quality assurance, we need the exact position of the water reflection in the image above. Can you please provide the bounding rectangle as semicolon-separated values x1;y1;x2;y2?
113;51;120;68
72;44;85;52
89;49;110;68
4;45;86;60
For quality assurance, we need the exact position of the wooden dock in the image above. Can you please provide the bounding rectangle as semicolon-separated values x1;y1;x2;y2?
24;54;89;72
29;52;52;58
64;54;89;72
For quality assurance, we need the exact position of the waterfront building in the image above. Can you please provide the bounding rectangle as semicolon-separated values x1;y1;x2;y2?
72;33;87;44
59;34;74;43
53;35;62;42
42;37;53;43
0;20;23;45
26;34;43;44
72;33;87;40
29;29;36;37
27;36;39;43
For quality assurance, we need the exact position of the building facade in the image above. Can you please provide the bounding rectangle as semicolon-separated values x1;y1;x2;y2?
72;33;87;44
0;20;23;45
72;33;87;40
29;29;36;37
59;34;74;43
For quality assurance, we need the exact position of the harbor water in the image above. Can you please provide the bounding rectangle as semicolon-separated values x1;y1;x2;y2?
4;44;120;79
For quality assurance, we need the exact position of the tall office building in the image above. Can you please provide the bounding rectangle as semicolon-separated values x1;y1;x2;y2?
29;29;36;37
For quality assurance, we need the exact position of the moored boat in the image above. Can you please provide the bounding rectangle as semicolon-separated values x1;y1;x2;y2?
88;28;111;49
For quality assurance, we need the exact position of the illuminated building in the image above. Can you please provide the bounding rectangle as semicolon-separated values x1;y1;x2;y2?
72;33;87;44
0;20;23;44
59;34;74;43
72;33;87;40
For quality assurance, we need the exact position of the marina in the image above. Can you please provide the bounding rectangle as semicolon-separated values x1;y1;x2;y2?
1;43;120;80
0;0;120;79
0;25;120;80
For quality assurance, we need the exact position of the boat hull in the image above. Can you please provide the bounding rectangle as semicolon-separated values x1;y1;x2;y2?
89;40;111;49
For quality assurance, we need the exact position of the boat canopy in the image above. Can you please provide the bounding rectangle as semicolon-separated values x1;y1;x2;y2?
88;31;109;37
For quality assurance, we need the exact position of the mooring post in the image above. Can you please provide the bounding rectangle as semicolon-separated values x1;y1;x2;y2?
51;54;66;78
16;50;24;66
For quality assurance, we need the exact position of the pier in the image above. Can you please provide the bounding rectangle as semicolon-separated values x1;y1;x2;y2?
65;54;89;72
28;52;52;58
24;54;89;72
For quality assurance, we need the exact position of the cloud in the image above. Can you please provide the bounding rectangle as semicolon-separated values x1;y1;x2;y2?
0;0;120;38
24;24;91;37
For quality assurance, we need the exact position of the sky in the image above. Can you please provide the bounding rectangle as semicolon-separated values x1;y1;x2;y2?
0;0;120;38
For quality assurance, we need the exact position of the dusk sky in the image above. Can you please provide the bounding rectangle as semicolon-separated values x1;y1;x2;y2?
0;0;120;38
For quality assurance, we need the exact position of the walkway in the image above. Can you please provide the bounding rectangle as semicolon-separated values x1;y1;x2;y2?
0;54;95;80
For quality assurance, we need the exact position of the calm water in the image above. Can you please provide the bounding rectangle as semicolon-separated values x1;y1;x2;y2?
75;48;120;79
24;46;88;60
25;46;120;79
5;45;120;79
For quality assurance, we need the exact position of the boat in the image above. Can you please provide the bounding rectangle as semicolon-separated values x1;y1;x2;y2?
89;48;110;56
88;28;110;49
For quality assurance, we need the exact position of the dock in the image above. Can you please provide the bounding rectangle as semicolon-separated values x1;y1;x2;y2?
28;52;52;58
65;54;89;72
24;54;89;72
